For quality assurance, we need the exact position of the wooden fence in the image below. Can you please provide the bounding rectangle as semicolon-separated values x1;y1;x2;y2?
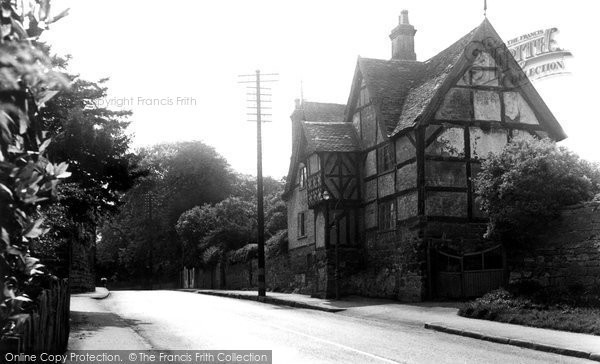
0;278;70;354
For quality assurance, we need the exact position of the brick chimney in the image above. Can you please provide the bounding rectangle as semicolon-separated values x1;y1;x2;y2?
389;10;417;61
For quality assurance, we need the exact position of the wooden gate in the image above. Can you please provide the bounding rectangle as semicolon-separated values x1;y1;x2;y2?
434;245;505;298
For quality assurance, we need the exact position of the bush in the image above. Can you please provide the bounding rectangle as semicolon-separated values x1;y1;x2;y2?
228;244;258;264
202;246;222;267
508;281;600;308
266;230;288;258
475;137;600;246
459;288;600;335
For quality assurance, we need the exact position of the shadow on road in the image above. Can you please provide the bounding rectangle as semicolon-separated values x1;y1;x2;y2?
71;311;148;332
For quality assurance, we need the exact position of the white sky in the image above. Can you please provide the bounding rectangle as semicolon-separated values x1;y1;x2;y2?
43;0;600;179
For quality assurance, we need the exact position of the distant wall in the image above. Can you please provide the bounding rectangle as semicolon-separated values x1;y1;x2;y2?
189;244;316;294
188;200;600;299
509;201;600;290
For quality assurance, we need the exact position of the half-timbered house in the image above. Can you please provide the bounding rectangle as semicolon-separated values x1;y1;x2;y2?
283;11;566;300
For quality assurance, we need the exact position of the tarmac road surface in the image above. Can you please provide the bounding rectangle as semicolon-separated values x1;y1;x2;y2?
68;290;591;364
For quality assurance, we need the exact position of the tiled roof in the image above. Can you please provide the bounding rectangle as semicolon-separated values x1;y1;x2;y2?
358;23;480;137
302;122;361;152
284;18;566;198
358;58;424;135
393;25;480;135
283;101;349;197
299;102;346;123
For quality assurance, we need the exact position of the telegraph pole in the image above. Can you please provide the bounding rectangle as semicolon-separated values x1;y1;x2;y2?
238;70;278;298
146;192;154;289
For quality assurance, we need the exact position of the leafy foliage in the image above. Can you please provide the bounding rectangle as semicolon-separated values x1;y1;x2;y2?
175;175;286;268
96;141;234;282
40;74;141;217
29;55;143;274
459;288;600;335
475;137;600;246
228;244;257;265
265;229;288;259
0;0;69;335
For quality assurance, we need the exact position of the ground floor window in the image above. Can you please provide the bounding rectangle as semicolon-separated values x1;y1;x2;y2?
298;212;306;238
378;200;396;231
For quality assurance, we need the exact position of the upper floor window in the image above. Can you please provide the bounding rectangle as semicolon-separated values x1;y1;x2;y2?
358;86;369;108
352;112;361;131
309;154;320;174
298;212;307;238
298;164;307;189
378;144;394;173
378;200;396;231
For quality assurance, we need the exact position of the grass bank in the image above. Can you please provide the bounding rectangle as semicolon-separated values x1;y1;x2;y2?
459;288;600;335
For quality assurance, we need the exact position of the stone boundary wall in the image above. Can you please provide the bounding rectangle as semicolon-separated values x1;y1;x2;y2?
345;225;424;302
509;201;600;291
188;245;315;294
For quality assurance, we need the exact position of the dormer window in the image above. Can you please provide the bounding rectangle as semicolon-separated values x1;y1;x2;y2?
298;164;307;189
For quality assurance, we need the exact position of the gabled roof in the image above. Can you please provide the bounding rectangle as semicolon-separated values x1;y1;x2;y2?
393;25;479;135
295;102;346;123
357;58;423;135
302;122;361;153
283;101;350;197
350;18;566;141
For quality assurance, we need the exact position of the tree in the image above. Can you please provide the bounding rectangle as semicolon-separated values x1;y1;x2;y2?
40;75;141;213
175;174;286;267
97;140;234;282
33;62;143;273
176;197;256;268
475;137;600;247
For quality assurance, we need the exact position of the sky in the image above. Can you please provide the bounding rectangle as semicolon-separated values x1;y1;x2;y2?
42;0;600;178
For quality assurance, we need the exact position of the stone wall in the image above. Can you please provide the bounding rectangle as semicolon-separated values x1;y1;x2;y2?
345;223;425;302
286;185;314;250
509;201;600;290
190;244;317;294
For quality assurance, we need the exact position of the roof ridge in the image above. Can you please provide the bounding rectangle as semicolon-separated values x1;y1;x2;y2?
359;56;423;64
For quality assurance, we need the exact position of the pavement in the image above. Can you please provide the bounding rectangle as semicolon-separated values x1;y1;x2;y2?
185;289;345;312
187;289;600;362
71;286;111;300
68;287;152;354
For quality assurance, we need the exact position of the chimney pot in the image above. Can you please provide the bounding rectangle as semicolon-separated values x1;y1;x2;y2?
400;10;409;25
294;98;301;109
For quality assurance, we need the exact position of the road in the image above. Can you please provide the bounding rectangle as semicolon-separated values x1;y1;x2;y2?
69;290;590;364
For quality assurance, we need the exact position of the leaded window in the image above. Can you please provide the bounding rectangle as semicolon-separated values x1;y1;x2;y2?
378;200;396;231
